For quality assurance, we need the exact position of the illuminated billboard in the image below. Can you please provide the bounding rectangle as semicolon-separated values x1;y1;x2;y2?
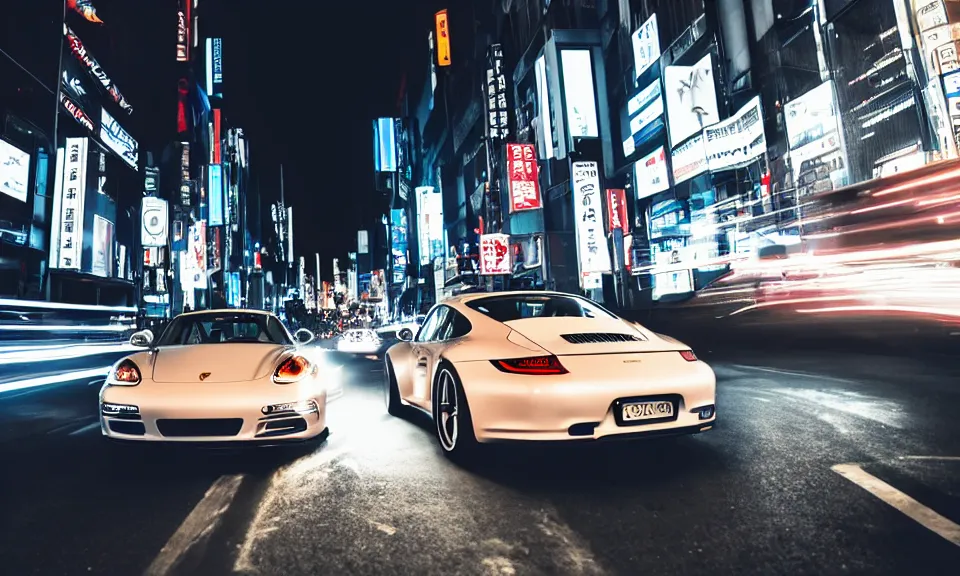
435;10;451;67
208;164;224;226
373;118;397;172
64;25;133;115
664;54;719;148
205;38;223;97
560;50;599;139
416;186;444;265
100;108;138;169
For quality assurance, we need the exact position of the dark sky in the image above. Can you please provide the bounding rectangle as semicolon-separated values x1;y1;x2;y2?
57;0;422;273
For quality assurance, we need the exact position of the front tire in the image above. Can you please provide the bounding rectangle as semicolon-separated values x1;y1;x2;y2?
384;358;403;416
433;363;478;461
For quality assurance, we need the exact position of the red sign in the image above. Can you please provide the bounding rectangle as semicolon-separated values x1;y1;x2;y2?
507;143;542;212
606;188;628;231
479;234;511;275
213;109;222;164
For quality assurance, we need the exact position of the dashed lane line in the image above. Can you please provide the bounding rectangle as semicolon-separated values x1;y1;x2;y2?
67;421;101;436
144;474;245;576
832;463;960;547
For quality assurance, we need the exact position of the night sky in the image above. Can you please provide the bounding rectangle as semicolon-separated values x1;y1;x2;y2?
65;0;423;276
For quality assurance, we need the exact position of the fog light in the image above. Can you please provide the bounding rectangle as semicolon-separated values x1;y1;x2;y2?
102;402;139;416
698;405;715;420
262;400;316;415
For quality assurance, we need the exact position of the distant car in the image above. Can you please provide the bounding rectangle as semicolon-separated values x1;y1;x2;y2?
384;291;716;460
337;328;382;354
100;309;335;445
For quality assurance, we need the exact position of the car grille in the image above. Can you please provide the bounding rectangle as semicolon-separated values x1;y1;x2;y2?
561;333;641;344
156;418;243;437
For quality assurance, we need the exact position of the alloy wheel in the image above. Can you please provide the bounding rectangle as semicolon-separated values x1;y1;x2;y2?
436;368;459;451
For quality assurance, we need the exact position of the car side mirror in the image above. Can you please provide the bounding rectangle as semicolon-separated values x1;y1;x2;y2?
397;328;414;342
130;330;153;347
294;328;316;345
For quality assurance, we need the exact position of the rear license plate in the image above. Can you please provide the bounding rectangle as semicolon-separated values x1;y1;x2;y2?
621;401;673;422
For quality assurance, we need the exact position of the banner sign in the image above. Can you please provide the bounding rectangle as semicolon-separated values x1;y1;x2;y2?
58;138;89;269
435;10;451;67
571;162;613;279
100;108;138;169
703;95;766;171
485;44;509;140
59;92;95;133
507;143;542;212
606;189;628;231
631;14;661;79
141;197;169;247
64;25;133;114
671;133;707;184
480;234;511;275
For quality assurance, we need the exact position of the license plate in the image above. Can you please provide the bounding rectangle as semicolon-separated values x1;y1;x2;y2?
621;401;673;422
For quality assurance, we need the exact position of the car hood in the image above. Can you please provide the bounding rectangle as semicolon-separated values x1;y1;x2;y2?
149;343;293;383
502;317;689;356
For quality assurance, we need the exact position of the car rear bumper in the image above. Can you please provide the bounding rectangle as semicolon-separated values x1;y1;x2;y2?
454;357;716;442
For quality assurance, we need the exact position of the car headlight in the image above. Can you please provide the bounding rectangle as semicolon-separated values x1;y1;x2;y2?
106;359;141;386
261;400;317;415
273;355;318;384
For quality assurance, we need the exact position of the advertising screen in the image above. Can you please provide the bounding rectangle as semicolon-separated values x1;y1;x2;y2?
571;162;612;278
416;186;444;265
391;209;408;284
374;117;397;172
560;50;599;138
635;145;670;199
632;14;661;79
100;108;138;169
0;139;30;203
141;197;169;247
208;164;223;226
664;54;719;148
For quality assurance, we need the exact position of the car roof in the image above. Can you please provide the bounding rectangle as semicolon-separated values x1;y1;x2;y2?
445;290;586;306
177;308;275;318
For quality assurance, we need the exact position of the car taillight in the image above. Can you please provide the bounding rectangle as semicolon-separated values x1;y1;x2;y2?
679;350;697;362
273;356;314;384
491;355;568;375
108;359;141;385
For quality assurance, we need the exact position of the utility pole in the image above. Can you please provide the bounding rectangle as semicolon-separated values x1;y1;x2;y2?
315;252;320;308
280;164;287;296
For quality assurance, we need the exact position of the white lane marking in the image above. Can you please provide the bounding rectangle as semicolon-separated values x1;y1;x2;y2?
898;455;960;462
144;475;244;576
731;364;857;384
68;421;101;436
0;366;111;395
832;463;960;547
233;446;348;573
367;520;397;535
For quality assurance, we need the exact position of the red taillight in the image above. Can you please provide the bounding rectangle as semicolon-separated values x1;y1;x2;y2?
679;350;697;362
492;355;568;375
273;356;311;384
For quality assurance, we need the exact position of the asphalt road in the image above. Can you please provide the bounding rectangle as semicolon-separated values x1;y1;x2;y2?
0;343;958;575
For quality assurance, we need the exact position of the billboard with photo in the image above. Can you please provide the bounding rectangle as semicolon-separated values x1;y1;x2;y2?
0;139;30;203
141;197;169;247
664;54;719;148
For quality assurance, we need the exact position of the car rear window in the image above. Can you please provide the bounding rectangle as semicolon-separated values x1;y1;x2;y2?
465;294;616;322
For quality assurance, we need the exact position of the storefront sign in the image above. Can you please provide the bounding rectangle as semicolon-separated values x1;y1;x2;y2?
179;142;191;206
177;0;190;62
479;234;511;275
64;25;133;115
59;92;95;133
141;197;169;247
703;96;766;172
571;161;612;280
100;108;138;169
507;143;542;212
606;189;628;231
671;133;707;184
635;145;670;199
435;10;451;67
631;14;661;79
58;138;89;270
485;44;510;140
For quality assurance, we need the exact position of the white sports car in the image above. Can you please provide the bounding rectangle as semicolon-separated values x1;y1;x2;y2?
384;291;716;459
100;309;335;445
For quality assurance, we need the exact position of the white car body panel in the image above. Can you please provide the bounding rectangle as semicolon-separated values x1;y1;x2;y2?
386;291;717;443
100;310;332;444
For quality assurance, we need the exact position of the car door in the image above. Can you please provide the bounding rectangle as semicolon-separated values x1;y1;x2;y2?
409;306;453;409
405;306;447;406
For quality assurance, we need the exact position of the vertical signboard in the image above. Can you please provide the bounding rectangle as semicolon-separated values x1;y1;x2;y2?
435;10;451;67
485;44;509;140
208;164;223;226
187;222;208;290
571;161;612;282
212;109;222;164
416;186;444;265
506;143;542;211
479;234;511;275
391;208;408;284
179;142;191;206
287;205;294;263
176;0;190;62
358;230;369;254
142;197;169;247
606;189;628;232
57;138;89;270
205;38;223;97
92;215;114;278
631;14;661;79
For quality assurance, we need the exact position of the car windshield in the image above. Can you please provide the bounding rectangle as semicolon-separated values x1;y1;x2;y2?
156;312;292;346
465;294;617;322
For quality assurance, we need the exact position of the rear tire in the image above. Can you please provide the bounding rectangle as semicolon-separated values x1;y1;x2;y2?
384;359;403;416
432;362;478;462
